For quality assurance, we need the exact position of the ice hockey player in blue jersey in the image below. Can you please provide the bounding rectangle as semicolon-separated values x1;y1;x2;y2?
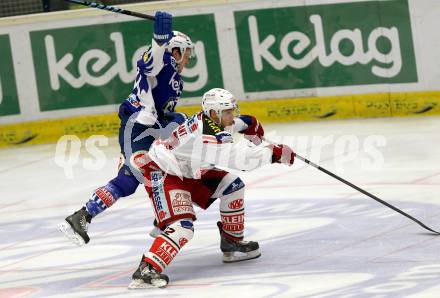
58;11;195;246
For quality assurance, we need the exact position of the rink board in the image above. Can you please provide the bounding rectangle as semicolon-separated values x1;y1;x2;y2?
1;0;440;148
0;90;439;148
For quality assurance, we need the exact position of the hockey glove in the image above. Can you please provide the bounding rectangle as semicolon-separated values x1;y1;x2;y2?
164;112;188;125
239;115;265;145
269;144;295;165
154;11;173;44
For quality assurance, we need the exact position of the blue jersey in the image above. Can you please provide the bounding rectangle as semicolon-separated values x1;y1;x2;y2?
122;39;184;126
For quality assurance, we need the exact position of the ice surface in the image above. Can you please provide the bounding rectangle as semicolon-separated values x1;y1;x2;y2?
1;116;440;297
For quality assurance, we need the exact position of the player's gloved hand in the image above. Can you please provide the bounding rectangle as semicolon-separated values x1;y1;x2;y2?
164;112;188;125
160;112;188;138
239;115;264;145
269;144;295;165
154;11;173;44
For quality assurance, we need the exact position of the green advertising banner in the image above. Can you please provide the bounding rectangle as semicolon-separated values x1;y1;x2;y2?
235;0;418;92
30;14;223;111
0;34;20;116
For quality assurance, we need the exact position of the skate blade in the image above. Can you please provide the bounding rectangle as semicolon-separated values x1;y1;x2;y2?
128;278;168;289
58;221;85;247
222;249;261;263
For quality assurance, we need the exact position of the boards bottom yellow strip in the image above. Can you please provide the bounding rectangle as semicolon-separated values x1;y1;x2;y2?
1;91;439;148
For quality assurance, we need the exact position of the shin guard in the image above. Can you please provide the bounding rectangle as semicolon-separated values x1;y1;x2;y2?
144;220;194;272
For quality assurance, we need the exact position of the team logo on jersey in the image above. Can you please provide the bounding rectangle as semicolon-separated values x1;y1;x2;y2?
186;116;199;133
228;199;244;210
168;71;182;96
143;52;149;63
170;190;194;215
179;237;189;248
128;96;141;108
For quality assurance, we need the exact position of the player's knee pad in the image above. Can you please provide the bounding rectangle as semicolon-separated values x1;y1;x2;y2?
213;174;245;197
109;165;140;197
162;219;194;249
218;176;245;241
144;219;194;272
219;176;245;210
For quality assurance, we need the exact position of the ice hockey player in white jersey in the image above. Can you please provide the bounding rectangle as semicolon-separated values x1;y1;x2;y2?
128;88;295;289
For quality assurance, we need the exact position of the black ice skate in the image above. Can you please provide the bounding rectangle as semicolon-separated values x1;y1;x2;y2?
128;256;169;289
58;207;92;246
217;221;261;263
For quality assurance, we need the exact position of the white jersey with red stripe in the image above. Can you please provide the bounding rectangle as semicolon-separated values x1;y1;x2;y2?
148;112;272;179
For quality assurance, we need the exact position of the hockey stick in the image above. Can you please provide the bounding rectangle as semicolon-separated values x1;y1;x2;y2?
64;0;155;20
264;137;440;235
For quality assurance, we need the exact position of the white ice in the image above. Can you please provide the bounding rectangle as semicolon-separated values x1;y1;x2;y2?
1;116;440;298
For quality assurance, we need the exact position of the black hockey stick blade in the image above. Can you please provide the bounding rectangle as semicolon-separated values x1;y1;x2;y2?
64;0;155;21
264;137;440;235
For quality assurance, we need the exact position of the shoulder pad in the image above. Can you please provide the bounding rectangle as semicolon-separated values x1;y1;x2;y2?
215;131;233;143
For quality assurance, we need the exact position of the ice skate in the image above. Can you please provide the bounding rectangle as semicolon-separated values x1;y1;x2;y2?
128;256;169;289
217;221;261;263
58;207;92;246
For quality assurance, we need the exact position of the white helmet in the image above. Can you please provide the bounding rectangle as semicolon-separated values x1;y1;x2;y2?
166;31;195;63
202;88;238;120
